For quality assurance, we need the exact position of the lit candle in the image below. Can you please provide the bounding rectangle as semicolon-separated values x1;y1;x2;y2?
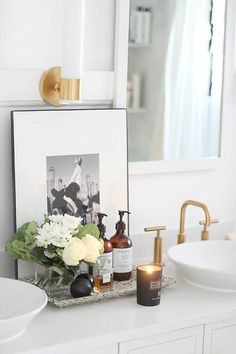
61;0;86;79
136;264;162;306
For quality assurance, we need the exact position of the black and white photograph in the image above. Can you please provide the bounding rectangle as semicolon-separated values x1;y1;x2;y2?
46;153;100;224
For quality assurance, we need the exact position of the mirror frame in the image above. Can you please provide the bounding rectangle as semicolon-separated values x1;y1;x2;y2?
129;158;220;175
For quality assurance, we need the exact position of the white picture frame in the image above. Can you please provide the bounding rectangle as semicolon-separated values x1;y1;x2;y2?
12;109;128;278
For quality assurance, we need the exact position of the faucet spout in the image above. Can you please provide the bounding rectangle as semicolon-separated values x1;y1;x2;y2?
177;200;211;244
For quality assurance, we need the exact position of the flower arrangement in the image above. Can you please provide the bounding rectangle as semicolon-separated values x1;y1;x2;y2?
6;214;104;286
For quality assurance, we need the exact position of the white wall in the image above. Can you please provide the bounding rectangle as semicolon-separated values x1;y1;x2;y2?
0;0;236;277
0;0;116;277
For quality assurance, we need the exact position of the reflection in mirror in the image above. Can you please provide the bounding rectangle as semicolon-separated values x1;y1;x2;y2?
127;0;226;163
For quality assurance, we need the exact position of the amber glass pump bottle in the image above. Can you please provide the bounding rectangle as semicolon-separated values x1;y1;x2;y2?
110;210;132;281
94;213;113;291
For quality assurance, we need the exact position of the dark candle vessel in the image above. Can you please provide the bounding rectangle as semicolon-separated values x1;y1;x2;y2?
136;264;162;306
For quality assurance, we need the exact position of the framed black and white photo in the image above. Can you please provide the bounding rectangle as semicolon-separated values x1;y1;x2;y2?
12;109;128;277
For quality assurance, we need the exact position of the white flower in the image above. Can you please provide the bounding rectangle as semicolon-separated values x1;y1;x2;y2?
99;238;104;251
62;237;87;266
81;234;104;263
36;215;83;249
48;214;82;235
36;223;54;248
63;214;82;233
50;223;73;248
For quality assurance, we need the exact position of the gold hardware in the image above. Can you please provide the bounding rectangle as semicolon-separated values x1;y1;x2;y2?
60;78;82;100
144;226;166;267
199;218;219;226
199;218;219;241
177;200;211;244
39;66;82;106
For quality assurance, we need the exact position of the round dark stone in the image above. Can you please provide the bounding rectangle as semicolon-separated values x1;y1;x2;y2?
76;273;95;288
70;277;93;298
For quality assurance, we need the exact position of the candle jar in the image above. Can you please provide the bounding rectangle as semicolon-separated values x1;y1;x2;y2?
136;264;162;306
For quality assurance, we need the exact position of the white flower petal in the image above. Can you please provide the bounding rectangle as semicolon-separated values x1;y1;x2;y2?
81;234;103;263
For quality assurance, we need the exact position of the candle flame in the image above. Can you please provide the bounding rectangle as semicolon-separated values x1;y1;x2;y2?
137;264;161;272
146;266;153;274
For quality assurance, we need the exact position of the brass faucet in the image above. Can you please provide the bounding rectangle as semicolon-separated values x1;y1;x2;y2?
177;200;211;244
144;226;166;267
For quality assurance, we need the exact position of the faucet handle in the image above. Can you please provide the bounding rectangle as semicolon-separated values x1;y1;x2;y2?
144;226;166;238
199;218;219;241
144;226;166;267
199;218;219;226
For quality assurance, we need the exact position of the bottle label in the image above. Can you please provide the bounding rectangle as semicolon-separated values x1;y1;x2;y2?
102;273;111;283
95;252;113;276
113;248;133;273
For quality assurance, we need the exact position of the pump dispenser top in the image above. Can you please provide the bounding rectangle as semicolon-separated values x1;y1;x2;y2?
97;212;107;238
115;210;130;232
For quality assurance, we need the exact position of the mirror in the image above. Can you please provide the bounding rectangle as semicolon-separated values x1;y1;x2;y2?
127;0;226;163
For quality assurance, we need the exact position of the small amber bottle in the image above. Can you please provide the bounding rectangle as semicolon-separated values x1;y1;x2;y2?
110;210;132;281
94;213;113;292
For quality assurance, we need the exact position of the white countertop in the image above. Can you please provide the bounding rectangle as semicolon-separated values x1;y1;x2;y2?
1;265;236;354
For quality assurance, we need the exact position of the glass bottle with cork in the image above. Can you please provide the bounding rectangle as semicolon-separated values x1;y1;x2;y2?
94;213;113;292
110;210;132;281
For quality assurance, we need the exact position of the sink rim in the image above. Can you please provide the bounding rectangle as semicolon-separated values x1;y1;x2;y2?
0;277;47;324
167;240;236;276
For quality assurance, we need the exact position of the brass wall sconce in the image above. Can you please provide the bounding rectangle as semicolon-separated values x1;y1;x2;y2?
39;0;85;107
39;67;82;107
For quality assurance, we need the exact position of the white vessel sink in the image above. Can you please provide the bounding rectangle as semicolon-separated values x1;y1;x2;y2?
168;240;236;292
0;277;47;343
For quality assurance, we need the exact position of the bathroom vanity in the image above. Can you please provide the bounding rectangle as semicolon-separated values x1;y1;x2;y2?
1;264;236;354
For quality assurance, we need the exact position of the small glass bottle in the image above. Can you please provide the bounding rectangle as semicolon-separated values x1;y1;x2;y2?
110;210;132;281
94;213;113;292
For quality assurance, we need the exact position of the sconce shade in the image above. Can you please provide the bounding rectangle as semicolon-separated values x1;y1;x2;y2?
39;0;85;106
61;0;85;79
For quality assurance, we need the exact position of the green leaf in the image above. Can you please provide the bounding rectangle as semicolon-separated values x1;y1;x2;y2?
14;225;27;242
43;214;50;224
24;221;38;245
56;248;63;257
31;246;51;265
44;250;57;259
5;239;36;262
78;223;100;239
50;266;63;275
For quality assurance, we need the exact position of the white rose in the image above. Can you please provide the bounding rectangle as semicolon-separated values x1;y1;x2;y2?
99;239;104;251
82;234;104;263
62;237;87;266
